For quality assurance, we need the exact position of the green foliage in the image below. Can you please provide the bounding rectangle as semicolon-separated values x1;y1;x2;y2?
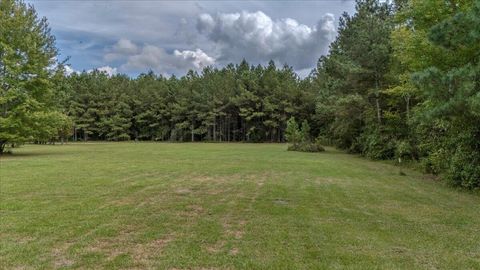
300;120;311;142
286;117;324;152
288;141;326;153
407;0;480;189
285;117;301;146
310;0;480;189
62;62;314;143
358;130;396;160
3;0;478;189
0;0;64;153
395;140;414;160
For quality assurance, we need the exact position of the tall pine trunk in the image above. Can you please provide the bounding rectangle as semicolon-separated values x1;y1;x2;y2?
405;95;410;120
375;76;381;124
191;122;194;142
213;120;216;142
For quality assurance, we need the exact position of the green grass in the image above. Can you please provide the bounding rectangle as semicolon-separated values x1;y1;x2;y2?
1;143;479;269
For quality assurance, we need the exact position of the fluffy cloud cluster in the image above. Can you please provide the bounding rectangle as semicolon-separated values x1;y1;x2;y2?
173;49;215;69
100;11;336;75
93;66;118;76
63;65;117;77
197;11;336;69
104;39;215;74
64;65;77;76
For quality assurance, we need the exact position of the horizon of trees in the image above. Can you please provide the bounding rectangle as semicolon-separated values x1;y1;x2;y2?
59;61;315;143
1;0;478;189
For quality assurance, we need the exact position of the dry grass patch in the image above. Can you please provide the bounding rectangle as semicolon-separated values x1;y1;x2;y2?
51;242;74;268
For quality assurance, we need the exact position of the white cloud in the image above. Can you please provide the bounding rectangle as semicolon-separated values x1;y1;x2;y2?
109;40;215;74
197;11;336;69
64;65;77;76
97;66;118;76
173;49;215;69
88;66;118;76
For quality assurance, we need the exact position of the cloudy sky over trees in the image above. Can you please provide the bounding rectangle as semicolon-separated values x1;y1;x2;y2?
28;1;355;76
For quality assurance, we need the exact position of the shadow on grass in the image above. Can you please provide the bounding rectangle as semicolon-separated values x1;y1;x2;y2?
0;149;70;160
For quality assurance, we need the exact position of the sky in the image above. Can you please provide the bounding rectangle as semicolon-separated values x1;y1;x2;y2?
27;0;356;77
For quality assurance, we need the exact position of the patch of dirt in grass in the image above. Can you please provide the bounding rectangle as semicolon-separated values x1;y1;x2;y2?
223;219;247;240
131;235;174;263
51;242;74;268
229;247;239;256
205;240;226;254
231;230;244;239
117;172;164;185
192;175;219;183
413;253;440;269
12;236;35;245
179;204;205;217
12;266;35;270
102;196;136;208
313;177;346;185
273;199;289;205
187;204;204;212
175;188;192;195
390;246;409;254
170;267;232;270
85;227;174;267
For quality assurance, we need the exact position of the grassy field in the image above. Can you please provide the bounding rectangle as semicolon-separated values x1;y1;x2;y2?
0;143;479;269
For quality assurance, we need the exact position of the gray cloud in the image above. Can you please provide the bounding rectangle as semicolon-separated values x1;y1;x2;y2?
197;11;336;69
104;38;139;62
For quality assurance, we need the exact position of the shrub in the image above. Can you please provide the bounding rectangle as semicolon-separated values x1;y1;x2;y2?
445;147;480;189
286;118;325;153
316;135;334;146
288;142;325;153
359;131;395;160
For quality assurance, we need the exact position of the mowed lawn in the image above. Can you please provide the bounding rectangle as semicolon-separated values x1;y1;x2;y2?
0;143;479;269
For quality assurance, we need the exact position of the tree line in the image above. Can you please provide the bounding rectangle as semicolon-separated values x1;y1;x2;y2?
310;0;479;189
60;62;315;143
1;0;479;189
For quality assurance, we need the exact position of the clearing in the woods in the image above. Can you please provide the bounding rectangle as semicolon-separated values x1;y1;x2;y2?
0;143;479;269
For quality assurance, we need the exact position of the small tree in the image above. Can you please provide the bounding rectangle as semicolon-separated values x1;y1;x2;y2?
300;120;311;143
57;114;73;144
285;117;301;147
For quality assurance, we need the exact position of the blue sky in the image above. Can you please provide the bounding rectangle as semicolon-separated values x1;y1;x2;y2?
28;0;356;77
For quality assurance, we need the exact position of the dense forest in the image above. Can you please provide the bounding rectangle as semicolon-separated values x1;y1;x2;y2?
59;62;314;143
1;0;479;189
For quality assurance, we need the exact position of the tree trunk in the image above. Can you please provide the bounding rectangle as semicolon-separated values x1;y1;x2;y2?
375;77;381;124
213;118;216;142
0;141;6;155
191;122;194;142
375;97;381;124
405;95;410;120
242;119;246;141
227;117;230;142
